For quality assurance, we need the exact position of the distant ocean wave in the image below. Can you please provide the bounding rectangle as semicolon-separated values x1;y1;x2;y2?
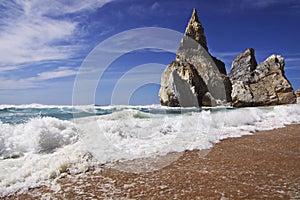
0;103;300;196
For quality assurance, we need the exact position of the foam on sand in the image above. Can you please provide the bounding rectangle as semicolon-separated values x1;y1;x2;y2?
0;103;300;196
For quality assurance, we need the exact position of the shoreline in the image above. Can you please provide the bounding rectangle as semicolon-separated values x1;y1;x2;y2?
3;124;300;199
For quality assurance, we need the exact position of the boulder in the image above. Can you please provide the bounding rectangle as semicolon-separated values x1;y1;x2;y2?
229;49;296;107
159;8;232;107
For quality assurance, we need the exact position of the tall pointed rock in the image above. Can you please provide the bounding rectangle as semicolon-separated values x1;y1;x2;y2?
159;8;232;107
184;8;208;51
177;8;227;75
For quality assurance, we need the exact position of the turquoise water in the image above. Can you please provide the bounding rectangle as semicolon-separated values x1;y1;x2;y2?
0;106;109;124
0;104;228;124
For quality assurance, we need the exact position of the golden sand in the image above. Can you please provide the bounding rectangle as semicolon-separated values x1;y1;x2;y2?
4;124;300;199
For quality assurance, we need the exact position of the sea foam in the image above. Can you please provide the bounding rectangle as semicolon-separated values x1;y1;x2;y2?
0;103;300;196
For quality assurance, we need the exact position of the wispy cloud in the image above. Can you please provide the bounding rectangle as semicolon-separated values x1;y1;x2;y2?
127;2;162;17
0;67;78;90
0;0;114;91
212;51;241;58
0;77;35;90
0;66;18;73
150;2;160;10
285;66;300;70
240;0;300;10
285;56;300;71
0;0;114;66
29;67;78;81
242;0;279;9
285;58;300;62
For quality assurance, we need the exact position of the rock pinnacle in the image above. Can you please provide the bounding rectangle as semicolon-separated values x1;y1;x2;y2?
185;8;208;51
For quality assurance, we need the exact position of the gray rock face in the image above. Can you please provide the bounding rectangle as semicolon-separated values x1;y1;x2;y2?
229;48;257;83
159;61;207;107
229;49;296;107
159;8;232;107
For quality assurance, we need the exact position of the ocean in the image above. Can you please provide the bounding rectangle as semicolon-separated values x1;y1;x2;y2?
0;103;300;196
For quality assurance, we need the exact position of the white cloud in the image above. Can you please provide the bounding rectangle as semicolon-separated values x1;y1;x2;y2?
33;67;78;81
0;0;114;66
0;66;18;73
0;77;35;90
0;67;78;90
19;0;114;16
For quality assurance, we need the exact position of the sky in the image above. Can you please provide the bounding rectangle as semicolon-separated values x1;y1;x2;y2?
0;0;299;105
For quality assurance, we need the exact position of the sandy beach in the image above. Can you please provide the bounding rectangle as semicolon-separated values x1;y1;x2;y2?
4;124;300;199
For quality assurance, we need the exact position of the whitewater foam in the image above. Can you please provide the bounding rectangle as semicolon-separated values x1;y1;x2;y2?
0;103;300;196
0;117;78;158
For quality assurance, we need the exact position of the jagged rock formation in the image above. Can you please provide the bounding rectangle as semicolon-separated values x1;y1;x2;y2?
159;9;232;107
229;48;296;107
159;8;296;108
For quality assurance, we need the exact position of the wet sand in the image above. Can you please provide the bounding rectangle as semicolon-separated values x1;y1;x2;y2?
4;124;300;199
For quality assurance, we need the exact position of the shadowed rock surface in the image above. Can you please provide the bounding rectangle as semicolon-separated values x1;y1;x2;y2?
159;61;207;107
159;8;231;107
229;49;296;107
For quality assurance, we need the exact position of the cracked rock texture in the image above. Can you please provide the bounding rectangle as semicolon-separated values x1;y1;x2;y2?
229;49;296;107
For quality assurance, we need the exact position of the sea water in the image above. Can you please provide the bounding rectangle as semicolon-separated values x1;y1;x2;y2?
0;103;300;196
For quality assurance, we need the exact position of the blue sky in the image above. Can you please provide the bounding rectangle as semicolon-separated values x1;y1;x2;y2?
0;0;299;105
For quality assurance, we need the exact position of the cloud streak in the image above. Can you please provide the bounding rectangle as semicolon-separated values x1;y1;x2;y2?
240;0;300;10
33;67;78;81
0;67;78;90
0;66;18;73
0;0;114;66
0;0;114;91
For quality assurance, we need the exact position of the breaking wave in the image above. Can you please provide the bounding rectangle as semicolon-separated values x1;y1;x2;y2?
0;103;300;196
